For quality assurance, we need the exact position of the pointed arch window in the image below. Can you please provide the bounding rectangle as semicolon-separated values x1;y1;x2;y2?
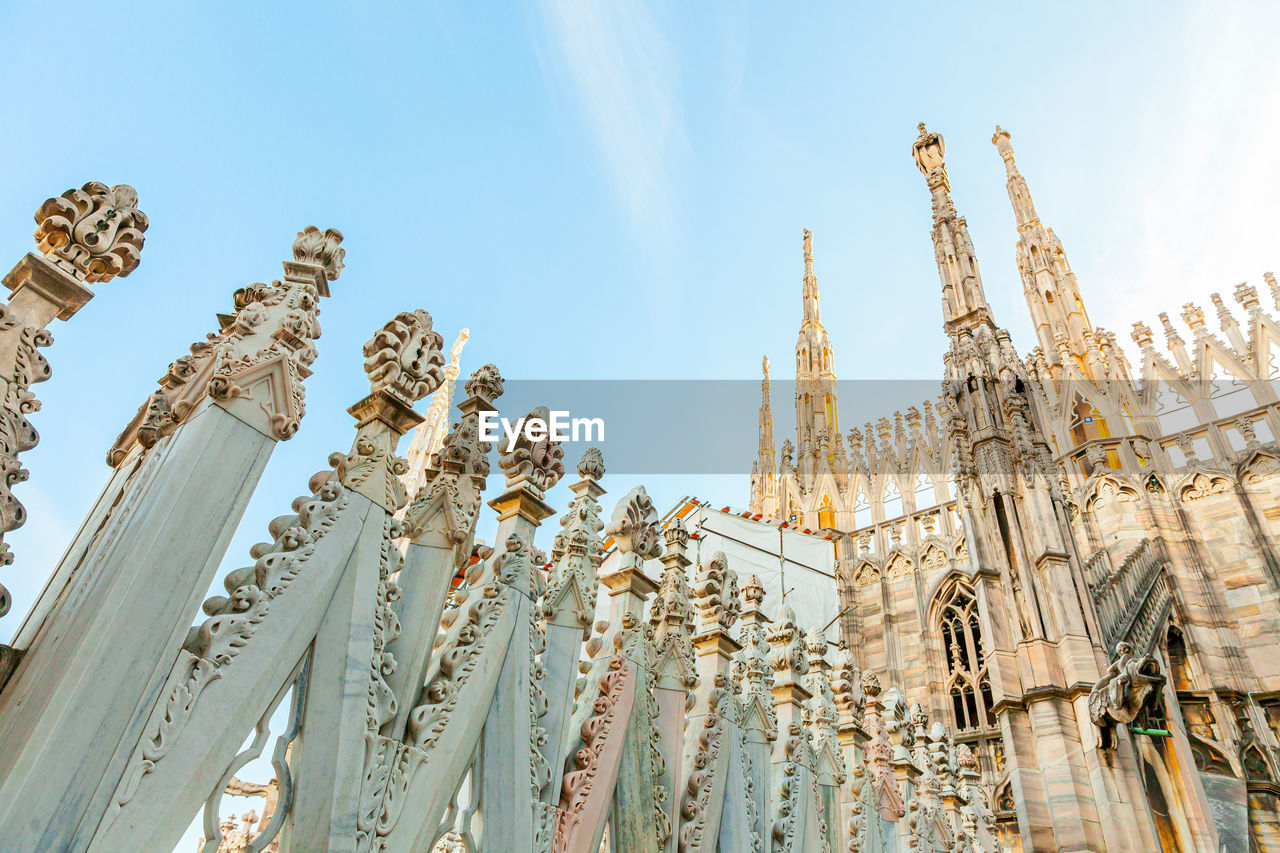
817;495;835;532
882;479;903;520
913;472;936;512
1068;397;1113;446
853;488;871;530
936;580;993;730
1167;625;1192;691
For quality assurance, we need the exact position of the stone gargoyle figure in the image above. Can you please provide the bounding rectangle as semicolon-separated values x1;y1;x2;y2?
1088;641;1166;748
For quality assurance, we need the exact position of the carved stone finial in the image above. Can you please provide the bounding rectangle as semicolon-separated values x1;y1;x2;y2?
1131;321;1154;349
1181;302;1206;334
33;182;148;284
497;406;566;496
742;573;765;609
861;669;881;699
577;447;606;481
605;486;662;563
663;515;689;552
464;363;504;403
362;309;446;407
767;606;808;681
693;550;740;633
1235;281;1261;314
804;628;829;662
291;226;346;281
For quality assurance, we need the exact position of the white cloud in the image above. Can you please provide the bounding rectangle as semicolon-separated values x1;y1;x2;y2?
537;0;684;236
1098;2;1280;342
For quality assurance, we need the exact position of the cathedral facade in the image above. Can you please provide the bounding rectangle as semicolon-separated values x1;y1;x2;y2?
749;124;1280;851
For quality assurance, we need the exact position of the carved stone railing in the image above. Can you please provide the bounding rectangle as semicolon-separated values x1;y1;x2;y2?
1087;537;1173;655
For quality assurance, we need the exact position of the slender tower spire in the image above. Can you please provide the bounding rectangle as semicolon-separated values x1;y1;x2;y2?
802;228;821;326
794;229;838;485
400;327;469;501
750;355;778;516
912;123;992;332
993;126;1092;367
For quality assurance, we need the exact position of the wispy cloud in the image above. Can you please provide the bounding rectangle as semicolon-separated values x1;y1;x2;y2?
536;0;684;239
1100;1;1280;337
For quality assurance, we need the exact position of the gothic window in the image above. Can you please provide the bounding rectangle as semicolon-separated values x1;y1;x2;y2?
913;472;936;512
1068;397;1113;447
1154;381;1197;435
818;495;835;532
1207;358;1254;418
1245;745;1273;782
996;782;1016;815
1189;737;1235;776
1179;698;1217;742
1166;625;1192;691
936;579;993;731
882;480;903;520
853;488;871;530
1261;701;1280;745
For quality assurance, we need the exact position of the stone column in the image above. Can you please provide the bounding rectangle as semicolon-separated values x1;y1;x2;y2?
384;364;503;740
681;549;743;853
0;218;345;850
0;182;147;673
733;574;777;843
474;406;563;852
539;447;607;810
648;516;698;851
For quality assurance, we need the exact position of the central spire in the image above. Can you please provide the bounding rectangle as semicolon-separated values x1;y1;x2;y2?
913;123;993;332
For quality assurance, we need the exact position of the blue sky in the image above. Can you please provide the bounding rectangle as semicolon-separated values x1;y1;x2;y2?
1;1;1279;645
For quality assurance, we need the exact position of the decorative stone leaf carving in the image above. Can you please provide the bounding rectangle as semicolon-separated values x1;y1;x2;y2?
362;309;446;407
1180;471;1230;502
767;606;808;685
34;182;148;283
291;225;346;281
498;405;566;497
693;550;740;633
605;486;662;566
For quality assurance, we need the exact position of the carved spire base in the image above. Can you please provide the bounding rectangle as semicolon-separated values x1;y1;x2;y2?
2;253;94;323
347;391;424;438
487;488;554;525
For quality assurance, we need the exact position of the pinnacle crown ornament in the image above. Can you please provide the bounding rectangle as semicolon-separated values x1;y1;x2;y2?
577;446;606;481
362;309;446;406
464;363;504;402
34;182;148;283
292;226;346;281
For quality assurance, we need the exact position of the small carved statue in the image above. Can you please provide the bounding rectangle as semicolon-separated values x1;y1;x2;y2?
1088;641;1165;748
